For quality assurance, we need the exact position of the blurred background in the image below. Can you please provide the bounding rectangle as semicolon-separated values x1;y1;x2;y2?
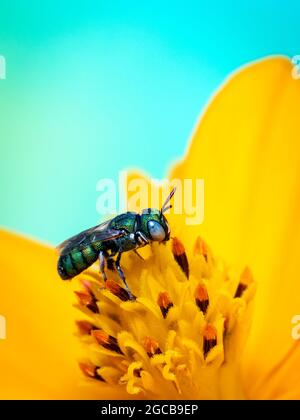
0;0;299;244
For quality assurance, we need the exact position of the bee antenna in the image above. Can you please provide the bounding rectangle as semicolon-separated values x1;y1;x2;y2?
160;187;176;215
162;204;172;213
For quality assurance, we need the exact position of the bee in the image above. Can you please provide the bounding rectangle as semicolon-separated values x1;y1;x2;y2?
57;188;176;299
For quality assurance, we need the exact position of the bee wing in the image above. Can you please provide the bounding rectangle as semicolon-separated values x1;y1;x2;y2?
57;220;125;256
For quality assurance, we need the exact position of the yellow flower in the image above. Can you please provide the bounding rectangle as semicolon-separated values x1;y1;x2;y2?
1;56;300;399
72;236;255;399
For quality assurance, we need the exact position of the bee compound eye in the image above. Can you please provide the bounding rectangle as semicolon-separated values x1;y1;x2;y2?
147;220;166;242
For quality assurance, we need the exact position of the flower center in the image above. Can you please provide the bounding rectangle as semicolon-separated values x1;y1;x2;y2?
74;236;255;399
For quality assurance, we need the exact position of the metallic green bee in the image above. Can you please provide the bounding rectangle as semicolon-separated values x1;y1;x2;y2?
57;188;176;298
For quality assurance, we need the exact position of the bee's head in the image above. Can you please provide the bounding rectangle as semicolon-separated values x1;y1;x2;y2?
140;187;175;242
141;210;170;242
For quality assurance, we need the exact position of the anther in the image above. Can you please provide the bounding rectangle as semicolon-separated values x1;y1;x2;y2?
193;236;208;261
195;284;209;314
203;324;217;357
157;292;174;318
106;279;133;301
172;237;189;279
79;362;104;381
76;320;96;335
234;266;253;298
143;336;162;358
92;329;123;354
75;290;99;314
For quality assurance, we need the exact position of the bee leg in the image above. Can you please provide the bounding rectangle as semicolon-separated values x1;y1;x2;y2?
99;251;107;282
106;250;117;270
134;249;144;260
115;252;135;301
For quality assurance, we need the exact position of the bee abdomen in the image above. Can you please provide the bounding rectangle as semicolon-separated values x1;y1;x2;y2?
58;244;100;280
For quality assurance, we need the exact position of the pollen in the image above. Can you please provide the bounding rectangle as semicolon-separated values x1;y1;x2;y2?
74;236;256;399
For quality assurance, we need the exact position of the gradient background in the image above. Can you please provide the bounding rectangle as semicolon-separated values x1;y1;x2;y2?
0;0;299;245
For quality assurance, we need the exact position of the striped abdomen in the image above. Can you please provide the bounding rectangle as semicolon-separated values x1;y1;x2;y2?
58;242;103;280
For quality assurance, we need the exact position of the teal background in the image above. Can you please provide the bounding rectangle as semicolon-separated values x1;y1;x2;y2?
0;1;299;244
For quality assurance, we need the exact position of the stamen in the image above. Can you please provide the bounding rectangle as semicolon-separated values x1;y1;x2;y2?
76;320;96;335
234;266;253;298
79;362;104;381
75;290;99;314
75;291;91;306
203;324;217;357
172;237;189;279
195;284;209;314
143;336;162;358
92;329;123;354
106;279;133;301
157;292;174;318
193;236;208;261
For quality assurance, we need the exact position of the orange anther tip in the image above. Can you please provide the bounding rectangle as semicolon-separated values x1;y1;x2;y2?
79;362;95;378
143;336;160;356
106;279;121;293
157;292;172;309
195;284;209;302
194;236;208;257
240;266;253;285
76;320;94;335
172;237;185;256
106;279;132;301
75;291;91;305
203;324;217;341
92;329;110;345
79;362;103;381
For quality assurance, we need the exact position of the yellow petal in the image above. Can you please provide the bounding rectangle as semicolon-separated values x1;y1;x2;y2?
170;56;300;397
0;230;127;399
